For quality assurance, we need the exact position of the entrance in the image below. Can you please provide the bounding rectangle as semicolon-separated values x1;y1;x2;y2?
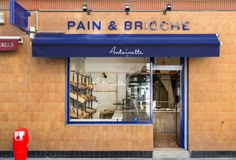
152;58;183;148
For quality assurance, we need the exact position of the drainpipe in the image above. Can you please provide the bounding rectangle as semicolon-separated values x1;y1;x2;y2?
35;10;39;32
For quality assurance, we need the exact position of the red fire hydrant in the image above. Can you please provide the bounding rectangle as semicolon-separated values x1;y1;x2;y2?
13;128;29;160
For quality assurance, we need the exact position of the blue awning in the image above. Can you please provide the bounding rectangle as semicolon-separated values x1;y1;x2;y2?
32;34;220;57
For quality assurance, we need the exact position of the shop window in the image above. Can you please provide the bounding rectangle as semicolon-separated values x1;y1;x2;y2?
67;57;152;124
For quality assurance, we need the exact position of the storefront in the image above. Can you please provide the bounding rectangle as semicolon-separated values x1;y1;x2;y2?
31;32;220;151
1;0;236;158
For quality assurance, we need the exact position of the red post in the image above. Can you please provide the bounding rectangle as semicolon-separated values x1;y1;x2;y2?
13;128;29;160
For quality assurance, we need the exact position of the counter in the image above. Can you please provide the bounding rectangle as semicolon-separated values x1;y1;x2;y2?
112;110;149;122
153;110;180;133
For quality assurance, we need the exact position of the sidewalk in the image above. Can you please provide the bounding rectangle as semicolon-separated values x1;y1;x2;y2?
1;158;236;160
1;148;235;160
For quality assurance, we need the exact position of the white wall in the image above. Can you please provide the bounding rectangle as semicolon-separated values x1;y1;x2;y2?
84;57;146;73
84;58;148;112
70;58;85;72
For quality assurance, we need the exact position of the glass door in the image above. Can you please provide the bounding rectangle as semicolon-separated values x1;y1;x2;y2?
152;63;182;148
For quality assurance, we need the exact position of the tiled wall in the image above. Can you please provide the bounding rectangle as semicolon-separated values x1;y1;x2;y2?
1;10;236;152
2;0;236;11
188;16;236;150
0;12;153;151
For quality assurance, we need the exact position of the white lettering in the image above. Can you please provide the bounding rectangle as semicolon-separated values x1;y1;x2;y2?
0;42;14;48
94;77;126;87
109;46;143;55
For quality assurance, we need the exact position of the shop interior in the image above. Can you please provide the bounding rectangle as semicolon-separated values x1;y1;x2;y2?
153;58;181;148
69;57;181;147
69;57;151;122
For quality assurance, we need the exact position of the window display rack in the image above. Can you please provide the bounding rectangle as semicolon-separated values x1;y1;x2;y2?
126;72;150;103
70;71;96;119
123;72;150;122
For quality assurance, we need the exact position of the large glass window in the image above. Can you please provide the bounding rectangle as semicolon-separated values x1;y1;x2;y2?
68;57;151;123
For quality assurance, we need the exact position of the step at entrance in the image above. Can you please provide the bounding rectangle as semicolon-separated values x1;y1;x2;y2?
153;148;190;159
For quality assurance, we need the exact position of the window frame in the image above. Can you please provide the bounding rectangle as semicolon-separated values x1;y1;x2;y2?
65;58;153;125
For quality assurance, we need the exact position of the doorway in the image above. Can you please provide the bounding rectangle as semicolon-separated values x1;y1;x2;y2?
152;58;184;148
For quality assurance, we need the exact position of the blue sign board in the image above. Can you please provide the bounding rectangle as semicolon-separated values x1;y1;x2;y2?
10;0;30;32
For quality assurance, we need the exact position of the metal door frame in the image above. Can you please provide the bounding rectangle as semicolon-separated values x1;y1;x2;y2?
151;58;188;149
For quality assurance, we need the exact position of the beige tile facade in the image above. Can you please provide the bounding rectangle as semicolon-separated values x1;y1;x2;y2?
187;12;236;151
0;12;153;152
189;45;236;149
0;10;236;152
2;0;236;11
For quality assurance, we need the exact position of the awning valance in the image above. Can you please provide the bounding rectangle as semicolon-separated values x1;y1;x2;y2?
32;34;220;57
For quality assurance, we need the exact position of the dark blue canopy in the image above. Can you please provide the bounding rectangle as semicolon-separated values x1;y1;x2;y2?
32;34;220;57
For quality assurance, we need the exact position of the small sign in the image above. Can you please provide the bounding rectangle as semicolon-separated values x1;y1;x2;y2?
0;39;18;51
10;0;31;32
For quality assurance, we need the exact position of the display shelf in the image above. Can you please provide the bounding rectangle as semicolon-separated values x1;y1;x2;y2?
70;105;91;119
70;81;87;89
70;71;97;119
70;92;77;100
70;92;86;103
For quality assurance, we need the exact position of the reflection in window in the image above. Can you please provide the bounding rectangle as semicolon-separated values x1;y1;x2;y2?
69;58;151;123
